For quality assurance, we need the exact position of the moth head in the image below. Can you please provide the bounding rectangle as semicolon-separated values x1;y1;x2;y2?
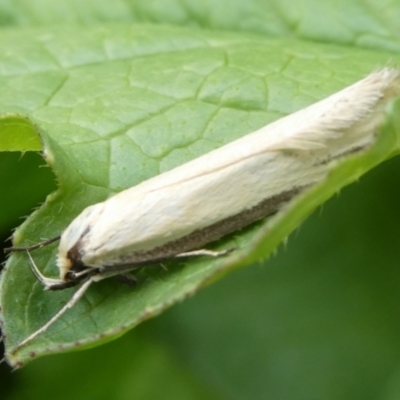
56;202;105;281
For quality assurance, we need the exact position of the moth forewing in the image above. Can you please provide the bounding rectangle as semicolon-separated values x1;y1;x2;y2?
64;69;400;270
4;68;400;361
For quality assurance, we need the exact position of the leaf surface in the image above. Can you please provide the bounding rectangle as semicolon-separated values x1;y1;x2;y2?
0;24;399;367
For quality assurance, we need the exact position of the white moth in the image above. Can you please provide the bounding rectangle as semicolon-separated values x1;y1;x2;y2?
6;68;400;355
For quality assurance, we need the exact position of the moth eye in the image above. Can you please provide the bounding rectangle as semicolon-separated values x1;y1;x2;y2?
65;271;76;282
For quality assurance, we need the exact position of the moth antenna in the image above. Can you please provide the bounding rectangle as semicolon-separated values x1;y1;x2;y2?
11;278;94;355
4;235;61;253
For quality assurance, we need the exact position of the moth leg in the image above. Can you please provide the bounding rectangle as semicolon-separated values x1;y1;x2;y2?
175;248;234;258
11;277;94;355
25;250;66;289
4;235;61;253
24;250;90;290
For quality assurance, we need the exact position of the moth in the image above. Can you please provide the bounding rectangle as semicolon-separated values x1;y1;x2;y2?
5;68;400;356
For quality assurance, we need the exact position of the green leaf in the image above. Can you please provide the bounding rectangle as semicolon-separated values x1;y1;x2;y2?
0;115;41;151
0;23;400;368
2;0;400;53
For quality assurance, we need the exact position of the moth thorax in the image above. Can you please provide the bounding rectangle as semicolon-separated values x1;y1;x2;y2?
56;251;73;281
